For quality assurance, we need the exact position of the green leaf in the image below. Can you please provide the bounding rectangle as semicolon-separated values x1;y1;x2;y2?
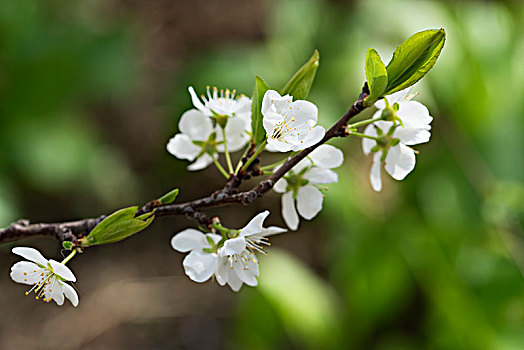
364;48;388;107
250;76;270;145
62;241;74;250
280;49;320;100
82;207;154;246
158;188;179;205
384;28;446;95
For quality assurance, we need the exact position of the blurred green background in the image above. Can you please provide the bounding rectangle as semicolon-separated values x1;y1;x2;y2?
1;0;523;349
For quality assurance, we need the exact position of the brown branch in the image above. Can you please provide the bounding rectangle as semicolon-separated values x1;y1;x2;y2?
0;83;369;245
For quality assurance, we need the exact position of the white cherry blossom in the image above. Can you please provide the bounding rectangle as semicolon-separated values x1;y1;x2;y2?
262;90;325;152
171;229;222;283
361;88;433;191
273;144;343;230
217;211;286;291
189;86;251;152
10;247;79;307
166;86;252;171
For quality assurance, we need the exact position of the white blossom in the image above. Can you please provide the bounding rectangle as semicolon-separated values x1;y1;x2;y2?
189;86;251;152
10;247;79;307
362;88;433;191
273;144;343;230
262;90;325;152
166;86;252;171
217;211;286;291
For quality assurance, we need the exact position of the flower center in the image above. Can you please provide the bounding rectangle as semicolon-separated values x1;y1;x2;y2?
23;267;56;302
271;116;296;141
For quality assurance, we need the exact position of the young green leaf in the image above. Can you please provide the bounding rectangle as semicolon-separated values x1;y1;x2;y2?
158;188;179;205
82;207;154;247
364;48;388;107
384;28;446;95
250;76;270;145
62;241;74;250
280;49;320;100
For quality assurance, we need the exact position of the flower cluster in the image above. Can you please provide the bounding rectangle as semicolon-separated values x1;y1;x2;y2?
171;211;286;291
361;88;433;191
167;86;252;171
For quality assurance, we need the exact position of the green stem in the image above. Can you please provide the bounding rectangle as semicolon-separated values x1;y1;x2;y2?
234;145;251;175
241;139;267;172
61;250;77;265
260;156;290;172
347;117;381;129
212;156;229;178
348;131;380;141
221;127;234;174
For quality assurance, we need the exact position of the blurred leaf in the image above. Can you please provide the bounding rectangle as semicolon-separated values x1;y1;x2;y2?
250;76;270;145
258;249;341;349
280;49;319;100
385;29;446;94
364;48;388;106
82;207;154;246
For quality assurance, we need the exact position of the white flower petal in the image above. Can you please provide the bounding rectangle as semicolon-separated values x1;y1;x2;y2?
375;87;411;110
384;143;416;180
296;185;323;220
262;106;282;136
292;158;312;173
394;127;432;146
232;253;258;286
362;121;378;155
273;178;288;193
171;228;209;253
50;281;65;306
370;152;383;192
12;247;48;267
397;101;433;128
183;251;217;283
262;226;287;236
60;281;79;307
282;191;299;230
217;118;249;152
216;257;230;286
240;211;270;236
289;100;318;124
188;86;210;115
49;260;76;282
166;134;201;161
227;269;243;292
10;261;42;285
179;109;213;141
187;153;215;171
262;90;292;115
308;144;344;168
304;167;338;185
293;125;325;151
219;237;246;256
267;138;294;153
